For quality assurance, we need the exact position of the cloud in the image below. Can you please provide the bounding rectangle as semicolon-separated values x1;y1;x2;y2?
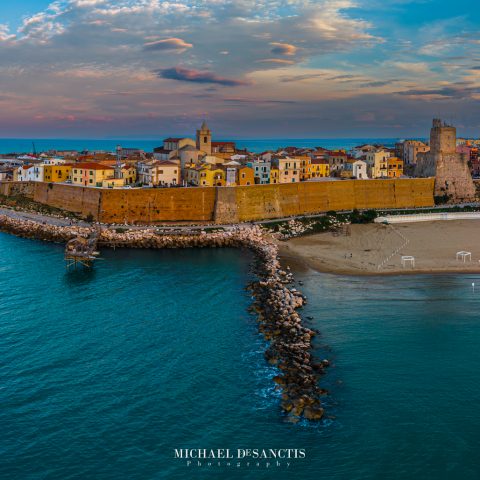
1;0;479;138
280;73;328;83
270;42;297;56
157;67;250;86
143;37;193;52
392;62;431;74
257;59;295;65
361;80;399;88
396;83;480;99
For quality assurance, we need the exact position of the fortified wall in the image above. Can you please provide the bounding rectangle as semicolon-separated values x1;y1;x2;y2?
0;178;435;224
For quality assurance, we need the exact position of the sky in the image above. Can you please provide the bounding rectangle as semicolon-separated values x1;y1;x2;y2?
0;0;479;139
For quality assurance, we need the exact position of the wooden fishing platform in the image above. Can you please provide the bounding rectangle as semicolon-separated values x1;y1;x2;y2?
65;228;100;269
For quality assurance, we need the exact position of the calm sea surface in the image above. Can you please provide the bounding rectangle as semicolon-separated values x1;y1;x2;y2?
2;232;480;479
0;138;413;155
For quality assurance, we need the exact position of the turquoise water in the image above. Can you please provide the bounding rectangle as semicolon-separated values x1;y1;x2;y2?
0;138;409;155
2;233;480;479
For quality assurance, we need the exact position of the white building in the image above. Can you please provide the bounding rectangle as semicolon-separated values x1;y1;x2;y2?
16;164;45;182
353;160;368;179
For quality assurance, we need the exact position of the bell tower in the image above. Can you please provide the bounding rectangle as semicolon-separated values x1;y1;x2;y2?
196;120;212;155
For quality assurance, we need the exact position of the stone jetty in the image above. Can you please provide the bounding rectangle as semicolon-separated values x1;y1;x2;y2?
0;213;327;421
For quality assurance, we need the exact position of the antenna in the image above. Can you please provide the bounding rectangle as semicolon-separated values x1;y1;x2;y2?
115;145;122;179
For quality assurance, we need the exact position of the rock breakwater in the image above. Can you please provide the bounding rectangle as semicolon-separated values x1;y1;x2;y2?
0;213;327;421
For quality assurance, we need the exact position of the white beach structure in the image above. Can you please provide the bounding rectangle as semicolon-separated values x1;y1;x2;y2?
456;251;472;262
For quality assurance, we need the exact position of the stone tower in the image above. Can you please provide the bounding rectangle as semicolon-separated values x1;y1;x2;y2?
415;119;476;202
196;120;212;155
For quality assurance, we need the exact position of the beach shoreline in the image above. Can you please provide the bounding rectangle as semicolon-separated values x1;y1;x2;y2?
278;220;480;276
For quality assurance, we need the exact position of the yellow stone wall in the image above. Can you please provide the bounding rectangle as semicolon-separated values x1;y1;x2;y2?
0;178;435;224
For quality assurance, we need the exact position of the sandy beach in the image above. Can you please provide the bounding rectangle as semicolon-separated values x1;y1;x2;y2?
279;220;480;275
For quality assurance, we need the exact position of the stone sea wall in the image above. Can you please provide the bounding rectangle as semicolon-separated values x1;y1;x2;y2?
0;214;327;422
0;178;435;224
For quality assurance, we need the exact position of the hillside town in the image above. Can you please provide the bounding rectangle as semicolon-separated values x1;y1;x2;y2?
1;121;479;189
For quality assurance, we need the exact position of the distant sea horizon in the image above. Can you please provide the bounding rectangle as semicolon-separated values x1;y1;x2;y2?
0;137;427;155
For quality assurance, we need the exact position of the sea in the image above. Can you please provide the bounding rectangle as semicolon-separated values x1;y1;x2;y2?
0;138;413;155
2;233;480;480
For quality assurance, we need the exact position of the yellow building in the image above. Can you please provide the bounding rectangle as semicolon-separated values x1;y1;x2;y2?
387;157;404;178
237;166;255;186
198;164;225;186
122;165;137;185
71;163;115;187
375;156;404;178
308;159;329;178
102;178;126;188
270;167;279;184
44;164;72;183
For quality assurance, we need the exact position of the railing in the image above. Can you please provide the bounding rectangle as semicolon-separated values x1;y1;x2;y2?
377;224;410;270
375;212;480;224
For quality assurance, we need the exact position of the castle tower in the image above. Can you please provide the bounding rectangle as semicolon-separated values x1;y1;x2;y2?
430;118;456;155
415;119;476;202
196;120;212;155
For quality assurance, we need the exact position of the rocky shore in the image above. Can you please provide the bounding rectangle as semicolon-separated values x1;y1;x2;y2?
0;213;327;421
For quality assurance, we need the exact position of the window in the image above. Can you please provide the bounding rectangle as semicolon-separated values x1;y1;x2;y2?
159;170;164;174
204;136;208;143
89;179;93;183
74;169;77;174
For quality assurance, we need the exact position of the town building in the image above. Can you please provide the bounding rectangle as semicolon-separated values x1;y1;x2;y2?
342;159;368;179
457;145;480;177
403;140;430;165
366;150;390;178
196;121;212;156
71;163;115;187
296;156;311;181
247;160;271;184
308;159;329;178
326;152;348;175
270;167;279;184
273;157;300;183
44;164;72;183
16;164;45;182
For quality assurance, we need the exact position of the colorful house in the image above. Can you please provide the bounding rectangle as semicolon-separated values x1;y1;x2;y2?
308;159;330;178
247;160;271;184
71;163;115;187
198;164;225;186
375;156;404;178
44;164;72;183
270;167;279;184
296;156;311;181
237;166;255;186
274;157;300;183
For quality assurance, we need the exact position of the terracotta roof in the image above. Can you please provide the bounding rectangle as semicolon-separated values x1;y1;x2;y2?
163;137;183;142
311;159;328;165
153;161;178;167
72;162;114;170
